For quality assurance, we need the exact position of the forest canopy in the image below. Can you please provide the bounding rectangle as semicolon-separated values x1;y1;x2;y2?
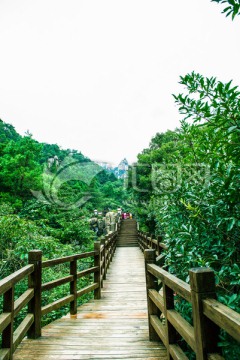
0;118;128;277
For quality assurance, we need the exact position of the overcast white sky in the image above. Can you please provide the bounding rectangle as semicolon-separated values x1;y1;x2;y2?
0;0;239;166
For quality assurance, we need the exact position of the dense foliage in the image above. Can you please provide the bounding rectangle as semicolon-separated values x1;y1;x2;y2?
130;73;240;358
0;118;128;269
0;119;128;329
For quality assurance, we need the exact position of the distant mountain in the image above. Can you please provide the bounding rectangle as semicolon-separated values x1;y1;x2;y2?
97;158;129;179
115;158;128;179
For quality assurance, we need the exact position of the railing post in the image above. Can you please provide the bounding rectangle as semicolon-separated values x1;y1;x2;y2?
113;231;117;255
163;282;176;359
147;233;150;248
109;234;113;263
150;234;153;249
94;242;101;299
190;268;219;360
144;233;147;249
144;249;160;341
2;287;14;358
142;232;145;250
101;237;106;281
70;258;77;317
116;221;119;234
106;235;110;272
137;231;140;249
28;250;42;339
157;235;162;256
111;232;117;261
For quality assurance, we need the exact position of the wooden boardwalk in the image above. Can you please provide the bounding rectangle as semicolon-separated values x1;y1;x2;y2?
14;247;167;359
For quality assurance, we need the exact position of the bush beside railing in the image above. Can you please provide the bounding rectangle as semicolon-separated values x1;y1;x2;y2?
144;248;240;360
0;230;118;360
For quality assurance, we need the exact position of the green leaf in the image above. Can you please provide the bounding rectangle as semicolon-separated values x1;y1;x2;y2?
227;218;236;231
228;125;237;133
228;293;237;304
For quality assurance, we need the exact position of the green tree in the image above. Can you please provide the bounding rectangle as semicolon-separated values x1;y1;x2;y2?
0;135;42;198
212;0;240;19
131;73;240;358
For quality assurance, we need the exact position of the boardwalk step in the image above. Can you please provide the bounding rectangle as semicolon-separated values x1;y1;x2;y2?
117;219;138;247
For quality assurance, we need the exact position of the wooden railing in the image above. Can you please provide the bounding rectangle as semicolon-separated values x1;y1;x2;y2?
138;231;168;264
0;231;118;360
144;249;240;360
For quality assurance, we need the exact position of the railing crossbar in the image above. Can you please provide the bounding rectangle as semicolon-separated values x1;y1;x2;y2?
142;244;240;360
0;227;119;360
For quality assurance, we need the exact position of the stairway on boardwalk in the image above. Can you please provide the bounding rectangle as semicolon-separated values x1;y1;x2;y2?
117;219;138;247
14;247;167;359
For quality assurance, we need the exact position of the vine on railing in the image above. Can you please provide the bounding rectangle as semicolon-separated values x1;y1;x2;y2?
0;230;118;360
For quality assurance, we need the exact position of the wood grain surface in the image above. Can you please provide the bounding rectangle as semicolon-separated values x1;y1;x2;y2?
14;247;167;359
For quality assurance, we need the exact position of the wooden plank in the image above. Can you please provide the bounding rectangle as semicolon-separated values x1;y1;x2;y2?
145;250;161;341
167;309;195;351
0;349;10;360
2;287;14;355
28;250;42;339
15;338;166;346
149;289;164;312
41;295;74;316
14;356;164;360
42;251;95;268
14;346;166;352
208;354;225;360
0;265;33;295
0;312;11;333
14;247;167;359
70;258;77;316
94;242;101;299
147;264;191;302
203;298;240;342
150;315;167;346
13;314;34;351
169;344;189;360
190;268;219;358
163;282;177;358
77;266;98;278
14;289;34;317
42;275;73;292
76;282;98;298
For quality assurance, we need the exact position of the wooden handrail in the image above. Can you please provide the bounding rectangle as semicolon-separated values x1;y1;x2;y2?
0;229;118;359
203;298;240;343
42;251;96;268
144;249;240;360
148;264;191;302
0;265;34;295
138;230;168;262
